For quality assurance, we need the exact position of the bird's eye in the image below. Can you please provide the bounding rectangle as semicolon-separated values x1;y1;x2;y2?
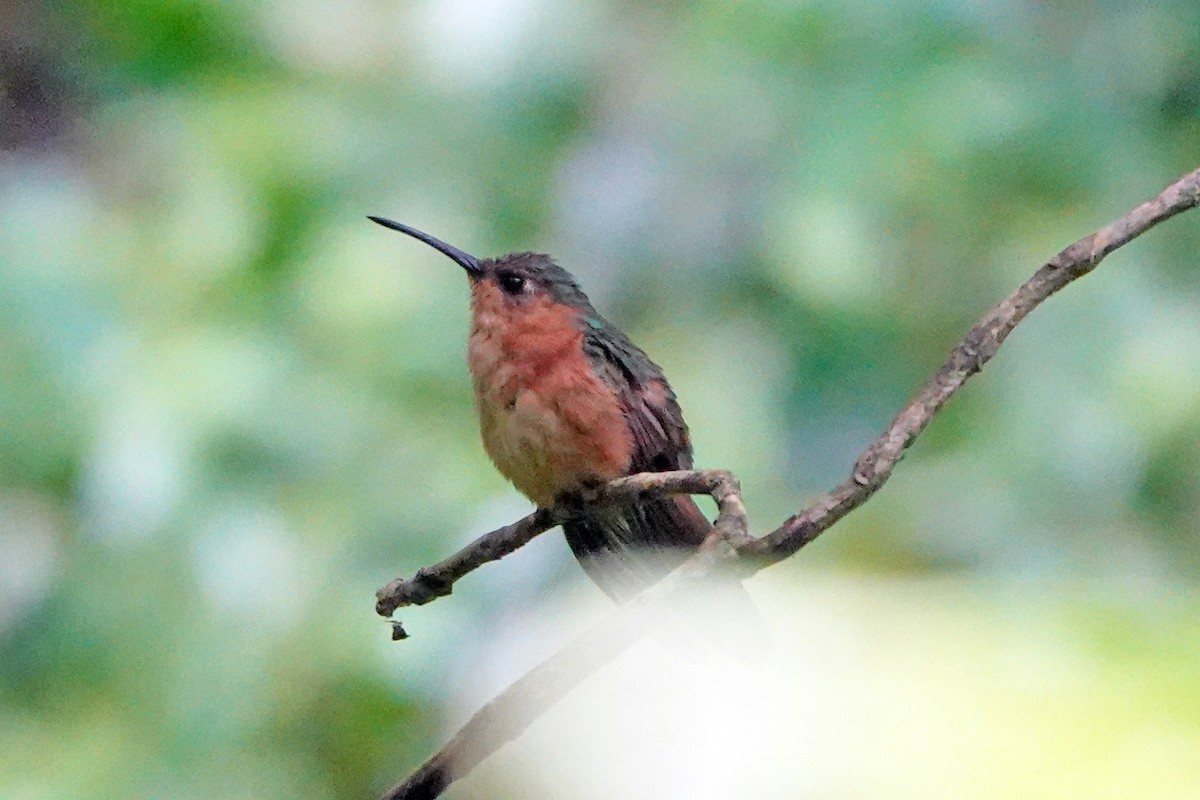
498;273;527;295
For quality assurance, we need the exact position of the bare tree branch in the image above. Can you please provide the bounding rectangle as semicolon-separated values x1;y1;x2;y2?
744;166;1200;561
376;469;749;617
379;167;1200;800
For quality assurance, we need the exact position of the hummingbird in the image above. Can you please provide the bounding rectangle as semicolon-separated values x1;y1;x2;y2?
369;216;725;601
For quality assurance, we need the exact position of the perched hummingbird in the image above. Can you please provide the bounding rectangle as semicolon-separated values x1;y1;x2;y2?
370;217;726;601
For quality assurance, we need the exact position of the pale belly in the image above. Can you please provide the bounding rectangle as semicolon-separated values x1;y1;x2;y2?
475;373;633;508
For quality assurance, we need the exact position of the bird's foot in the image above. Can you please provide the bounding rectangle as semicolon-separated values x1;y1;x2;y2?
554;475;608;511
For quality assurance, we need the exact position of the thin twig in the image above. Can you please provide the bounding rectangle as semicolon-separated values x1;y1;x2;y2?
376;470;747;617
381;167;1200;800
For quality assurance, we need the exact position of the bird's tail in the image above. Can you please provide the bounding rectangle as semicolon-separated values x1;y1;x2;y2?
563;496;768;660
563;494;710;601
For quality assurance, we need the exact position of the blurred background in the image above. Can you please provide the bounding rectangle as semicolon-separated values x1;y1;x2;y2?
2;1;1199;798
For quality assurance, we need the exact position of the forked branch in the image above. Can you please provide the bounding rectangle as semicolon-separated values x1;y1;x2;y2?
379;166;1200;800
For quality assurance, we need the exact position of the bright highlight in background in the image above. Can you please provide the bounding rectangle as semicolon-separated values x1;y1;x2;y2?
459;574;1200;799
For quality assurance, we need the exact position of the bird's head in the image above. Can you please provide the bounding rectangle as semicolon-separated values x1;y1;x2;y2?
368;216;596;317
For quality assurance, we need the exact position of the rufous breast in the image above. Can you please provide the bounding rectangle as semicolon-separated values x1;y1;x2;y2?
466;280;633;507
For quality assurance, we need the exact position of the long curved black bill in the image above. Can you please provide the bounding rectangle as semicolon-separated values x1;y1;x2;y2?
367;216;482;276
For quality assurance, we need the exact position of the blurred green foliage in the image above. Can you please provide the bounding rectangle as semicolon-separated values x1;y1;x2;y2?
1;1;1198;797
